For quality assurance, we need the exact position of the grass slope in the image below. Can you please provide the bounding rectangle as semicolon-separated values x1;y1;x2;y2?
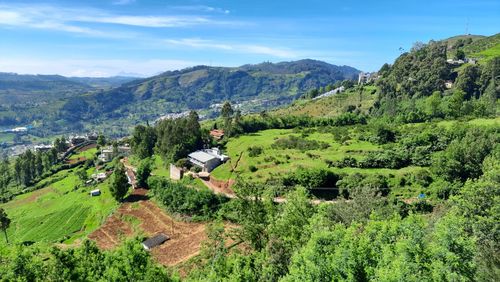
211;128;412;181
0;167;117;246
273;85;377;117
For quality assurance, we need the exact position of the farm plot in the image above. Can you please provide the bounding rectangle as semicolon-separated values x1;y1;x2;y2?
0;166;117;246
89;192;209;267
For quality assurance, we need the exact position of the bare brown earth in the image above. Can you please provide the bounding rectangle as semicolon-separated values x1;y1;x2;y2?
88;189;208;266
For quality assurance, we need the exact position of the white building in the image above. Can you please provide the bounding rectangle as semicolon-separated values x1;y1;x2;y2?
34;144;54;152
98;146;131;162
188;148;229;172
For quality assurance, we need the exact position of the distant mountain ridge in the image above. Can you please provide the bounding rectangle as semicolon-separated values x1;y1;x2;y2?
73;59;360;121
0;73;138;105
0;59;360;134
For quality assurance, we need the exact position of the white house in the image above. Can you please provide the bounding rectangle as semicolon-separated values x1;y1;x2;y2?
90;189;101;196
188;148;229;172
34;144;54;152
98;145;131;162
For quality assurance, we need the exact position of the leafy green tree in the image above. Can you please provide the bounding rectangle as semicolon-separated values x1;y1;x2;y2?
97;133;106;148
0;208;11;243
131;125;156;159
446;90;465;118
220;101;234;134
456;64;481;99
76;168;88;183
264;187;314;281
425;91;443;118
430;213;477;281
455;49;465;60
155;112;202;162
110;162;129;202
453;153;500;281
136;158;152;188
221;101;234;119
432;128;497;182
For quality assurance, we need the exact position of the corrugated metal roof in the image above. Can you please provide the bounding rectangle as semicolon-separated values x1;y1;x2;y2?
142;233;169;249
189;151;218;163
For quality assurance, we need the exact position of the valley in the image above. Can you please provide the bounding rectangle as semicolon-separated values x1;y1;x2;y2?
0;30;499;281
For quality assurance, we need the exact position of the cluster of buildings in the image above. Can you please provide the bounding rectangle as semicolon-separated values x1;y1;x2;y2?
312;86;345;100
155;111;190;123
358;72;380;84
446;58;477;65
3;126;28;133
98;145;131;163
68;132;98;147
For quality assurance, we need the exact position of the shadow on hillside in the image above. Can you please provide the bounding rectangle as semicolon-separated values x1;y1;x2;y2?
123;188;150;202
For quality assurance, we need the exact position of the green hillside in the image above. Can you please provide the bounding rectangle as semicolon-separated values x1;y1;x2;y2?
2;60;359;136
0;166;117;246
462;33;500;60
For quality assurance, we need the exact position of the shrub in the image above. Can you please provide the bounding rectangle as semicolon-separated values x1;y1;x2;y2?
149;177;228;219
247;146;264;157
272;135;329;151
249;165;258;172
283;168;339;189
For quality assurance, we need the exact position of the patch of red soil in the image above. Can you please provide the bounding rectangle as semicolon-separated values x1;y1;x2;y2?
88;189;210;266
207;177;236;196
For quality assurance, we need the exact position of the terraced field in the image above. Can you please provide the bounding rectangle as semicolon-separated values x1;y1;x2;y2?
0;166;117;246
89;189;209;266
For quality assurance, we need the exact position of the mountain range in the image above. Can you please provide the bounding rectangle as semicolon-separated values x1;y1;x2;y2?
0;59;360;133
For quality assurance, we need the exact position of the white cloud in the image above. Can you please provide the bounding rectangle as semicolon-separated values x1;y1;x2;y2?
174;5;230;14
112;0;136;5
0;3;236;35
165;38;298;58
0;58;201;77
80;15;212;28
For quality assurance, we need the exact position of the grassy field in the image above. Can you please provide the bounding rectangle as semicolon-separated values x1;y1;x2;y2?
0;166;118;246
211;127;414;181
273;85;377;117
69;147;97;160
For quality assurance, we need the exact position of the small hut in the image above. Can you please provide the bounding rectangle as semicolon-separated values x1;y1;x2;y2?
142;233;169;251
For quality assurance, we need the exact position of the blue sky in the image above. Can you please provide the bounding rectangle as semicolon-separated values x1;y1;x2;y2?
0;0;498;77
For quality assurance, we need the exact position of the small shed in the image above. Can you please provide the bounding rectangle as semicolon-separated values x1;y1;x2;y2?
142;233;169;251
90;189;101;196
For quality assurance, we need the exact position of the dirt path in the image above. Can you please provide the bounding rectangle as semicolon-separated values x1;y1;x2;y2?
199;176;338;205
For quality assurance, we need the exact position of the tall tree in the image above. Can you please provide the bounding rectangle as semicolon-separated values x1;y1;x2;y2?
456;64;481;99
0;208;11;243
136;158;151;188
131;125;156;159
97;134;106;148
110;163;129;202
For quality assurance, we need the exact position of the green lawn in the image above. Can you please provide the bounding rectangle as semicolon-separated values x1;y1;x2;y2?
428;116;500;129
69;147;97;160
0;166;118;246
151;155;170;177
211;128;387;181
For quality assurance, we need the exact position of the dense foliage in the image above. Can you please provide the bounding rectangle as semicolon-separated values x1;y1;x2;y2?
0;240;176;281
149;177;228;220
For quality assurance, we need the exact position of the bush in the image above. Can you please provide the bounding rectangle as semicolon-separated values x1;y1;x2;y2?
283;168;339;189
272;135;329;151
249;165;258;172
247;146;264;157
149;177;228;219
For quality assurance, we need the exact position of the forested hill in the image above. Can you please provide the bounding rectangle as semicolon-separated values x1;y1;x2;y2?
73;59;359;120
0;73;138;105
